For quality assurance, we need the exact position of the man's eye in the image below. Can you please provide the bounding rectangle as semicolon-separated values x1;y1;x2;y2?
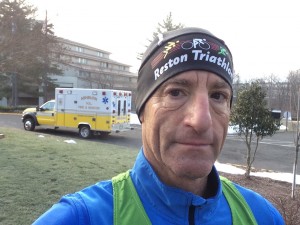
169;89;182;97
211;92;226;101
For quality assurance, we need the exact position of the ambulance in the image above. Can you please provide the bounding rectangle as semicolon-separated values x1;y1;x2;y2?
22;88;133;138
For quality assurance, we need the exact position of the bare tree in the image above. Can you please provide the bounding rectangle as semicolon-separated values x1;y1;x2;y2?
287;70;300;118
263;74;280;108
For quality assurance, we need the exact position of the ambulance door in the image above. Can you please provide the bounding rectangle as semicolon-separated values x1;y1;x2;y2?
36;100;56;126
116;96;127;123
56;94;65;126
122;97;130;124
64;94;78;127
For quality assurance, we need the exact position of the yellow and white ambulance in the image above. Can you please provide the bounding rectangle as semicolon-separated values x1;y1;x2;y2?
22;88;133;138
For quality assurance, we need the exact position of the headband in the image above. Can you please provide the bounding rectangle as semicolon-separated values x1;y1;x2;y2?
136;27;234;116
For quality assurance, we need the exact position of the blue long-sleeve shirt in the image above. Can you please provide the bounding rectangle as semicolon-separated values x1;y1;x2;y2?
33;149;284;225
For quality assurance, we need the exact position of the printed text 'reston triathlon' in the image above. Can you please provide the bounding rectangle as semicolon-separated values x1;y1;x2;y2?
154;50;233;80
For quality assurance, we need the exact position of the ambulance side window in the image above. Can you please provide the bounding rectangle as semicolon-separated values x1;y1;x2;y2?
118;100;121;116
41;101;54;111
123;100;126;115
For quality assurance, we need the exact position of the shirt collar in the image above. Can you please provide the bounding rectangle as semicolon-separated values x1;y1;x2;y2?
130;148;223;221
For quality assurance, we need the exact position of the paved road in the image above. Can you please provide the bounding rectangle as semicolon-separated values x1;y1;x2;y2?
0;113;143;149
220;132;298;173
1;113;299;174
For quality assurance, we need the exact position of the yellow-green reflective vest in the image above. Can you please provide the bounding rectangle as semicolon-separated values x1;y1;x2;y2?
112;171;258;225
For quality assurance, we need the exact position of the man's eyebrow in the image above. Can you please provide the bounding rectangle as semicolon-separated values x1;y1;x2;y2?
212;80;231;90
162;78;191;87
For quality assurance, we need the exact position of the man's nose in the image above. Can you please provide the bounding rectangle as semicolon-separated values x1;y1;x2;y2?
184;93;212;133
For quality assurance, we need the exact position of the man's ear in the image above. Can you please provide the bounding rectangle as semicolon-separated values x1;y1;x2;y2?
139;110;144;123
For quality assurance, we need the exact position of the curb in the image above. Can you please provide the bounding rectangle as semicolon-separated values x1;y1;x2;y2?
0;112;22;115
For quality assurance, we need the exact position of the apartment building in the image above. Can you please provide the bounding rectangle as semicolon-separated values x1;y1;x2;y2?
0;37;138;108
44;37;137;107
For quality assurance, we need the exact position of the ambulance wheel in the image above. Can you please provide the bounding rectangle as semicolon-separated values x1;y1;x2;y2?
23;118;35;131
79;125;92;139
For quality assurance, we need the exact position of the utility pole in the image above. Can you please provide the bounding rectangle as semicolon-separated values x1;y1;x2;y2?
42;10;48;103
11;16;18;107
291;87;300;199
12;73;18;106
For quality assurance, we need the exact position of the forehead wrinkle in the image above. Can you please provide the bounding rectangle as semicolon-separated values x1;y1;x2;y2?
194;70;206;86
193;70;231;91
159;70;231;92
164;70;205;88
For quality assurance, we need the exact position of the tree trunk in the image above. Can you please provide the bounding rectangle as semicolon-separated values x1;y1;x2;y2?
245;139;252;178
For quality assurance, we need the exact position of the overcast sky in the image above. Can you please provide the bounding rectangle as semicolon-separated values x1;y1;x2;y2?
28;0;300;82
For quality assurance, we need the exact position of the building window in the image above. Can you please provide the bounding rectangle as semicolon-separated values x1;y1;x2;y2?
78;58;87;64
100;62;108;68
79;70;91;77
97;51;103;57
76;46;84;52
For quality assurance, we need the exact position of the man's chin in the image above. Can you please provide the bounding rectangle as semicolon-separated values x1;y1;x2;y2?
175;162;214;179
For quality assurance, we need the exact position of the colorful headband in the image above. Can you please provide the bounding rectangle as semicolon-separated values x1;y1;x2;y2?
136;27;234;116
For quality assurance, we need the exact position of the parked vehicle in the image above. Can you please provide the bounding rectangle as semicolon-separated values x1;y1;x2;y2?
22;88;132;138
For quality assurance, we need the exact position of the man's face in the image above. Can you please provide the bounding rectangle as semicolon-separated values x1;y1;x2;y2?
140;70;231;186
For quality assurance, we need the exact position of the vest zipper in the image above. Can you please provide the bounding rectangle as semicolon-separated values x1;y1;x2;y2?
188;205;195;225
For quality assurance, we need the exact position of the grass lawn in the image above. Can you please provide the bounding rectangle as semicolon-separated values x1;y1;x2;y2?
0;128;138;225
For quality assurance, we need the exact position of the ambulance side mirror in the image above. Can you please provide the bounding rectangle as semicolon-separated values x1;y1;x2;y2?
37;106;45;111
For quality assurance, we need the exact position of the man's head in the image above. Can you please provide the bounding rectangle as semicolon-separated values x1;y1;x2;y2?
136;27;234;192
136;27;233;118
